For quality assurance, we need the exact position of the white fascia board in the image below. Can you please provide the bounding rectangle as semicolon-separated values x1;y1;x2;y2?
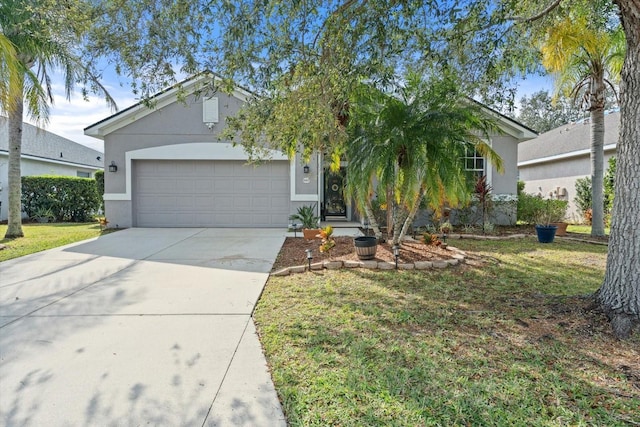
85;74;253;139
518;143;617;167
0;151;102;170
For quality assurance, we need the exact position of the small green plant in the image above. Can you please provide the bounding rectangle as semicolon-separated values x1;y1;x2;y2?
535;199;569;226
463;224;477;234
318;226;336;258
483;221;495;233
439;221;452;234
422;232;442;246
289;204;320;229
31;206;54;222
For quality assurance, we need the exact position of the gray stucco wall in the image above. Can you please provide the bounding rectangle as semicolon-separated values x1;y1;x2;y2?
519;151;616;220
293;153;320;196
103;93;244;195
490;134;519;195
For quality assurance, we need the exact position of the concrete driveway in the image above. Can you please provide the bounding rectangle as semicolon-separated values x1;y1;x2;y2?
0;228;288;426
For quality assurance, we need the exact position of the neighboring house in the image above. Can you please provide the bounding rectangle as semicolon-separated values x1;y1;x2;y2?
0;116;103;221
518;111;619;220
85;73;537;229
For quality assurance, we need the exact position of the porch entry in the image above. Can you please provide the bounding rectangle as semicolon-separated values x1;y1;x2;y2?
323;167;347;219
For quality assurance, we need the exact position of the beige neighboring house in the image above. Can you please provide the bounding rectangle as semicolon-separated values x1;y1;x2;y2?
0;116;104;221
518;111;619;220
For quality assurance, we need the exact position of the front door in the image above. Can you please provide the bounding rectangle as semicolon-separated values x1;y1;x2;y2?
324;168;347;218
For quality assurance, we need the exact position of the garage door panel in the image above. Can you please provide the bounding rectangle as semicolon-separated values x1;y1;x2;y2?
133;160;290;227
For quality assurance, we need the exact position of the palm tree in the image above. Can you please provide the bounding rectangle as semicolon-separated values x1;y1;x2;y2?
1;0;116;238
345;73;503;246
0;34;21;112
541;17;625;237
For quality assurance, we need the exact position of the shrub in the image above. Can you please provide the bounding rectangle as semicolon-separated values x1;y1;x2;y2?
95;169;105;211
22;175;101;222
574;177;592;219
517;193;567;225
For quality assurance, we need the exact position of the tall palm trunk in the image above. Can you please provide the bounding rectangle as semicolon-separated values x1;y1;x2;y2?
360;195;382;239
590;79;606;237
398;187;425;242
5;74;24;238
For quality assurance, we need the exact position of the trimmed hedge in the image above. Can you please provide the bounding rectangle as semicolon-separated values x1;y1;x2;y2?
22;175;100;222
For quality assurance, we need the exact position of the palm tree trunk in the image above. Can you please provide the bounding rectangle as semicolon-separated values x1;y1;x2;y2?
5;76;24;238
398;188;425;242
386;185;393;238
590;93;606;237
361;196;382;239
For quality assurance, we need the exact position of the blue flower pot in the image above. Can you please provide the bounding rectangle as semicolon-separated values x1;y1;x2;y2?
535;225;558;243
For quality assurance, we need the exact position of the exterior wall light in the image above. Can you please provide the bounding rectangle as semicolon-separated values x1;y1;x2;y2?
108;161;118;172
303;165;310;174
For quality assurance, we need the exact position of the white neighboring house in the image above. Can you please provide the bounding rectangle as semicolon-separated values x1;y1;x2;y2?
518;111;619;220
0;116;104;221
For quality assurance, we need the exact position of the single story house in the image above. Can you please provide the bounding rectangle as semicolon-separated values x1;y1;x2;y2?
0;116;103;221
518;111;619;220
85;73;537;229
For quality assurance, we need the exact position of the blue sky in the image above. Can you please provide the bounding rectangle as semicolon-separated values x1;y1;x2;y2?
33;71;555;153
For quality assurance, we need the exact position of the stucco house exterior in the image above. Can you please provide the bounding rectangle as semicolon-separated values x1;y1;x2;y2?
518;111;619;220
0;116;103;221
85;74;536;229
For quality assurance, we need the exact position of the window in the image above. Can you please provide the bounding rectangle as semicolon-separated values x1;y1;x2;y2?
77;171;91;178
463;149;485;176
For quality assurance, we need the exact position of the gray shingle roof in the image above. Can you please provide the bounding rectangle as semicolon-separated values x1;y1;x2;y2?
0;116;103;168
518;111;619;163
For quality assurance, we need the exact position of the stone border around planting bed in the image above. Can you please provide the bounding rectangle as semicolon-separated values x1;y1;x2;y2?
270;233;537;276
271;245;468;276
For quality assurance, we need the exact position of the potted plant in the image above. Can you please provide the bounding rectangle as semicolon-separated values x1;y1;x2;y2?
548;200;569;236
534;199;567;243
289;204;321;239
31;206;55;223
354;236;378;260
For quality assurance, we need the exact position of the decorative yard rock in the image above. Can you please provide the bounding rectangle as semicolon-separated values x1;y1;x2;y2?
272;268;290;276
446;259;459;266
290;265;307;274
343;260;362;268
378;262;395;270
432;261;449;269
414;261;433;270
324;261;343;270
398;263;415;270
310;262;324;270
362;260;379;269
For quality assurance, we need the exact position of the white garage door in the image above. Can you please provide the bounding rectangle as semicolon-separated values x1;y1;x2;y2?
133;160;290;227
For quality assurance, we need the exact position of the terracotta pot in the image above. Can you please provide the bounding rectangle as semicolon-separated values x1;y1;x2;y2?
303;228;321;240
552;222;568;236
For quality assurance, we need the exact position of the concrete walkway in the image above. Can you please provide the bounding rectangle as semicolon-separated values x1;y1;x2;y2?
0;228;288;426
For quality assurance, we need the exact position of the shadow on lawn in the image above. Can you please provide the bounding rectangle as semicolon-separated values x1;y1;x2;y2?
259;239;638;425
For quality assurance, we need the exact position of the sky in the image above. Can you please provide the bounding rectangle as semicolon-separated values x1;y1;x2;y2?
30;71;555;154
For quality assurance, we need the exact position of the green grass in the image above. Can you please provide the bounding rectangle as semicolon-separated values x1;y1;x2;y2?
255;238;639;426
567;224;610;235
0;222;110;262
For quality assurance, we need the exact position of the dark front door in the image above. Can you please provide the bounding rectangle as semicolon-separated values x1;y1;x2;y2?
324;168;347;217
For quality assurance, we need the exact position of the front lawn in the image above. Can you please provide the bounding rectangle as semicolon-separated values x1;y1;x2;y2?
0;222;110;262
255;238;639;426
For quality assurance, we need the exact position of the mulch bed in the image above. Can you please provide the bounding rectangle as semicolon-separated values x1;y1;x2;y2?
271;236;454;271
